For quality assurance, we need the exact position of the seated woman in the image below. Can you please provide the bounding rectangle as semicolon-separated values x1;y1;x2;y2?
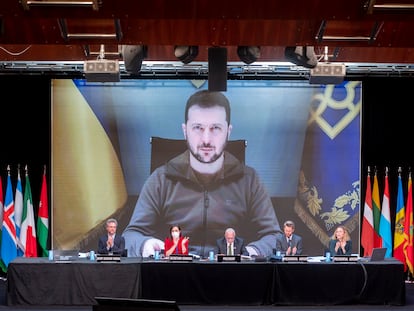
329;225;352;255
164;225;190;256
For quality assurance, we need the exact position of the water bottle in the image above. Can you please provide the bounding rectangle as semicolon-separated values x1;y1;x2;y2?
325;251;331;262
48;250;54;261
154;250;160;260
209;250;215;261
90;250;95;261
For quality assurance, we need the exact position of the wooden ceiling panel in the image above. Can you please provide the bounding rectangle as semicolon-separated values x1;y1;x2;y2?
1;0;414;64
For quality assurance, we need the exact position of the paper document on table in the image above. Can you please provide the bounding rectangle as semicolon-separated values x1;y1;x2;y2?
307;256;325;262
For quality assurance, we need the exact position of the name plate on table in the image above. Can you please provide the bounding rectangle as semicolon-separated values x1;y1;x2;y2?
333;255;358;262
168;254;193;262
217;255;241;262
96;254;121;262
283;255;308;262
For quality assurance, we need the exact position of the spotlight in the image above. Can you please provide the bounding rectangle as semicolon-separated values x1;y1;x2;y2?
237;46;261;64
174;45;199;64
284;46;318;68
122;45;148;75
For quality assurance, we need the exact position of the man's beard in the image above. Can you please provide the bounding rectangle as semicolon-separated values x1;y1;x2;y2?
187;141;227;164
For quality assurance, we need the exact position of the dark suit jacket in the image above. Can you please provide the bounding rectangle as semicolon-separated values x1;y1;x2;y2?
275;233;303;255
215;236;249;256
98;234;126;256
328;239;352;255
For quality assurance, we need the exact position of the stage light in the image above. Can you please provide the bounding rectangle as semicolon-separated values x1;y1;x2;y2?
122;45;148;75
237;46;261;64
284;46;318;68
174;45;199;64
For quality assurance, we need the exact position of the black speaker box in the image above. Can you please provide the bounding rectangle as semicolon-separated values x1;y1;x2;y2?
93;297;180;311
208;47;227;91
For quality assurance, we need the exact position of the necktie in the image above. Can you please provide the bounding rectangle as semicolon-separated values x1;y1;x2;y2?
228;243;233;255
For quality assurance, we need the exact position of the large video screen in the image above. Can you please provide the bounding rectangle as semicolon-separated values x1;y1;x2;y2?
51;79;361;256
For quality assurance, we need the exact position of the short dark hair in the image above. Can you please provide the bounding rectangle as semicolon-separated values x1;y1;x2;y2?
184;90;231;125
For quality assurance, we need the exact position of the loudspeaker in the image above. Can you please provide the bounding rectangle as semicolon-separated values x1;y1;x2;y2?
84;60;120;82
208;47;227;91
93;297;180;311
309;63;346;84
122;45;148;75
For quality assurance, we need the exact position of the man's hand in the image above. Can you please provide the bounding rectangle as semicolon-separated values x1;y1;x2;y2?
142;238;164;257
107;236;114;249
286;246;292;255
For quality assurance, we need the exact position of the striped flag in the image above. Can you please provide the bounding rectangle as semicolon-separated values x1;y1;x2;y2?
361;168;374;257
372;171;382;248
379;168;392;257
403;172;413;276
20;167;38;257
37;168;49;257
0;169;18;268
0;176;6;273
14;168;24;256
394;169;406;270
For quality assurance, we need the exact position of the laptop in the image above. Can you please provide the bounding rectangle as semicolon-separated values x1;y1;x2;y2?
359;247;387;262
369;247;387;262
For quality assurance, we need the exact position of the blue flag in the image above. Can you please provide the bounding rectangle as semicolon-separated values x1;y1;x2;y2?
379;171;392;257
1;172;18;268
14;170;24;257
296;81;361;250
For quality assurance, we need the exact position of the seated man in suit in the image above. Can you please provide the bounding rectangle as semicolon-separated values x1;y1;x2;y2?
98;218;126;256
216;227;249;256
275;220;303;255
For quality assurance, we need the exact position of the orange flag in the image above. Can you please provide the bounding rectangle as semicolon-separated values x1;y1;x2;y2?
404;172;413;276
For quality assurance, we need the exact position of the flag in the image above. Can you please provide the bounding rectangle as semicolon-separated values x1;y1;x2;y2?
379;169;392;257
372;171;382;248
403;172;413;276
20;168;37;257
394;171;406;270
0;171;18;268
37;169;49;257
361;169;374;257
14;169;24;256
0;176;6;273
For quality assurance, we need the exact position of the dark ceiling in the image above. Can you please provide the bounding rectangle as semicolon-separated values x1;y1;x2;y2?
1;0;414;67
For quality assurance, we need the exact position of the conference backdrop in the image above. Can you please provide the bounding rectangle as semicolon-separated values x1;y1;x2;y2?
51;79;361;255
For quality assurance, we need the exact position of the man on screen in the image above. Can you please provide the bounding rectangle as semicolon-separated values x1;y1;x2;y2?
122;89;281;258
